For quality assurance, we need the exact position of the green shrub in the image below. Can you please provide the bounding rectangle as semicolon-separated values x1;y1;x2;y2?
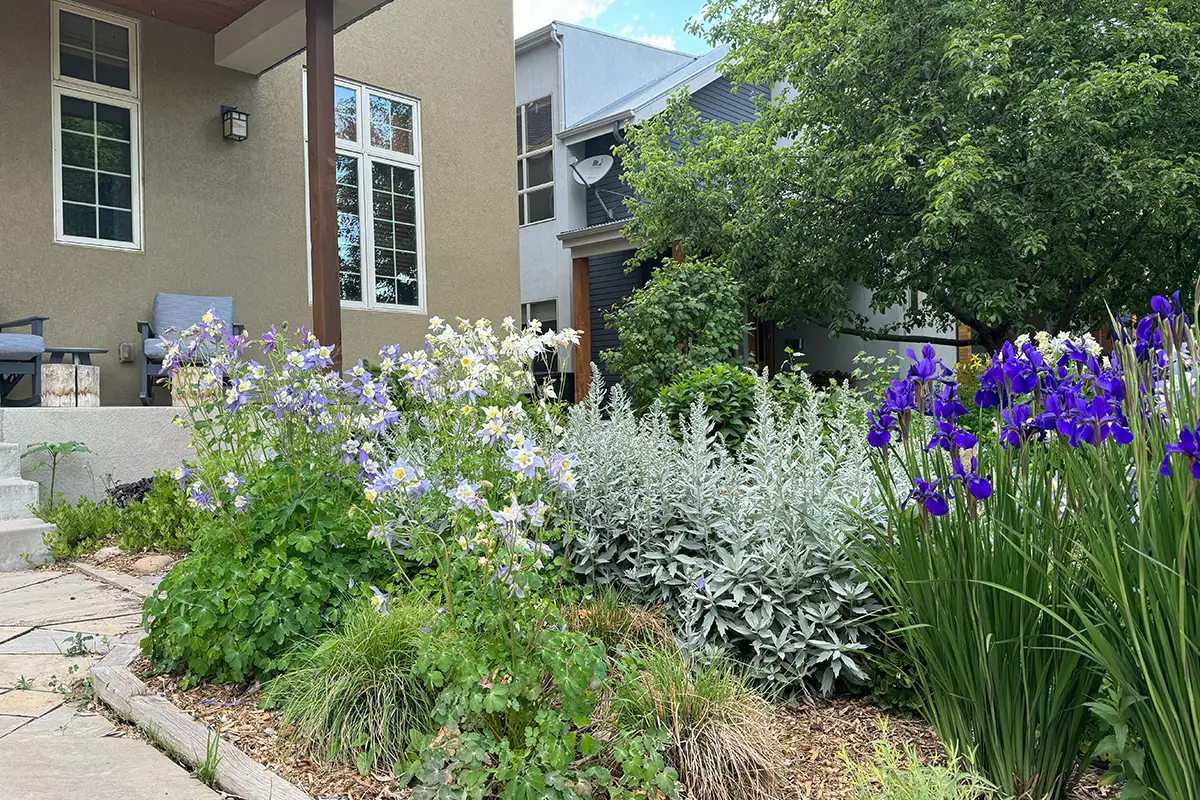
602;257;748;409
843;736;995;800
613;647;785;800
114;476;200;553
658;364;757;448
141;471;391;686
567;370;883;693
37;496;121;560
36;473;201;560
264;599;434;775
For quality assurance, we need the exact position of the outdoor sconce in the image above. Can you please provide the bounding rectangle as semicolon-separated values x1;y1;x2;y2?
221;105;249;141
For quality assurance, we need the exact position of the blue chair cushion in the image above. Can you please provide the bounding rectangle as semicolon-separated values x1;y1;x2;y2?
0;333;44;361
152;293;234;336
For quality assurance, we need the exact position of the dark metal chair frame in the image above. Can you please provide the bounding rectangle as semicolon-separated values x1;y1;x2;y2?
0;316;48;407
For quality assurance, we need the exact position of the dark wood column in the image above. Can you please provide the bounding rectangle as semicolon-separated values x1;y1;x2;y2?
671;239;684;263
572;256;591;401
306;0;342;370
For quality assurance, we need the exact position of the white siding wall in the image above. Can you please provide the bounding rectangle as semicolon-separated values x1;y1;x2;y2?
774;285;958;376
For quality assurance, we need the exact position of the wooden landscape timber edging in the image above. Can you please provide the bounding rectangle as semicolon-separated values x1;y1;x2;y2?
92;641;313;800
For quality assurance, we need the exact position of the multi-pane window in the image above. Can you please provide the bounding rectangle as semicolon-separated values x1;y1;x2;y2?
517;97;554;225
522;299;560;375
52;2;141;249
308;78;424;310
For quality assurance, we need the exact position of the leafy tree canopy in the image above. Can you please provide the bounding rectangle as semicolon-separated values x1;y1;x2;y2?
615;0;1200;348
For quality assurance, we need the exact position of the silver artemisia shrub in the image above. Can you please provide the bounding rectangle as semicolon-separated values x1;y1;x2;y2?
565;366;888;693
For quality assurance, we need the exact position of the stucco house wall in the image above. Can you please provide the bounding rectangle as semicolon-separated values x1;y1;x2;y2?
0;0;519;406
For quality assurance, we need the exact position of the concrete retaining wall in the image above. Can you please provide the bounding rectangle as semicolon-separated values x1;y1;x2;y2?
0;408;192;503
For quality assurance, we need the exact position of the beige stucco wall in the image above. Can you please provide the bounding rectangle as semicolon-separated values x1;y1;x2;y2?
0;0;519;405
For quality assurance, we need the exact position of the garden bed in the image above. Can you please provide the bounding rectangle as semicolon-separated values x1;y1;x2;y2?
133;660;1118;800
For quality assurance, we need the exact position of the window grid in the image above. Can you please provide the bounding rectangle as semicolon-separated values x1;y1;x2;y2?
51;1;141;250
307;76;424;312
517;97;554;226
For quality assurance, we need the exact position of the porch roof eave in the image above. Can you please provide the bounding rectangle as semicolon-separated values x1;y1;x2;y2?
211;0;394;75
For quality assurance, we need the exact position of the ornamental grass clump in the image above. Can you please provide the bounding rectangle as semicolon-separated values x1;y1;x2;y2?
613;646;785;800
264;598;435;775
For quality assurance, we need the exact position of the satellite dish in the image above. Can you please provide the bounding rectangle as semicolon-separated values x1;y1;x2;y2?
570;155;614;186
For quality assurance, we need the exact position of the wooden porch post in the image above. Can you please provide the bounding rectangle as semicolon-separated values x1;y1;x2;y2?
572;256;591;401
956;323;973;365
671;239;684;263
306;0;342;370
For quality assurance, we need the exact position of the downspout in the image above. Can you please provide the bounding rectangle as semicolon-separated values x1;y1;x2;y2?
550;23;565;131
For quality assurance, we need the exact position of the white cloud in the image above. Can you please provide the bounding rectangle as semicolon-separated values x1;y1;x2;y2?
514;0;615;36
634;32;677;50
616;24;677;51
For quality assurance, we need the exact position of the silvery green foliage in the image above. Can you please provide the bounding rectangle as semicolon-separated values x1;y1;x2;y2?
566;366;887;694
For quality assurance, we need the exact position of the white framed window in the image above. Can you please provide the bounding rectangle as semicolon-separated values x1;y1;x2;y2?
517;96;554;226
522;299;560;374
51;1;142;250
305;76;425;311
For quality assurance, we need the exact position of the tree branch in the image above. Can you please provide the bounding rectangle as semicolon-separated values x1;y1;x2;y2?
803;317;975;347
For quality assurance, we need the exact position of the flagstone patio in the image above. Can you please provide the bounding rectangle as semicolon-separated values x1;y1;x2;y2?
0;569;220;799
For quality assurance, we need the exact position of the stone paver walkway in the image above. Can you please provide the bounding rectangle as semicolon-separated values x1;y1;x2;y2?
0;569;220;799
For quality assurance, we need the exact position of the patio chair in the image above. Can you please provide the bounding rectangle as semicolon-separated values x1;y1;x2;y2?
0;316;48;407
138;293;243;405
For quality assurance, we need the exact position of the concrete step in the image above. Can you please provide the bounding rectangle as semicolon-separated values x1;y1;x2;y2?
0;443;20;480
0;518;54;572
0;478;40;521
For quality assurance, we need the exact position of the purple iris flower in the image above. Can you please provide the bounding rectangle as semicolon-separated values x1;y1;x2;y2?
925;419;977;453
949;457;992;500
931;384;968;421
1000;403;1036;448
882;379;918;416
1161;425;1200;479
905;344;945;384
867;411;895;448
905;477;949;516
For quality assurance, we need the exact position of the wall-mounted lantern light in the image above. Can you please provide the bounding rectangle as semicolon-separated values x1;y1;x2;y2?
221;105;250;141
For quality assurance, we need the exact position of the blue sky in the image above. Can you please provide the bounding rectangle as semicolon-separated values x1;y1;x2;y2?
515;0;709;54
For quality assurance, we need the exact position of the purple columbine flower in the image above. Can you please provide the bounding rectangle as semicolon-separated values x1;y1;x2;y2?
261;325;279;354
174;464;192;491
187;486;218;512
1161;425;1200;479
369;586;389;616
452;378;487;404
506;440;545;479
447;481;486;511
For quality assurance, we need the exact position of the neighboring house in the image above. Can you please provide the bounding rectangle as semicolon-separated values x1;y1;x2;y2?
515;23;959;398
0;0;518;405
515;23;768;399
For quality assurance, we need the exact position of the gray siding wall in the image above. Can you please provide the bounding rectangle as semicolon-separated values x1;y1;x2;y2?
689;76;767;123
588;249;646;388
584;134;632;227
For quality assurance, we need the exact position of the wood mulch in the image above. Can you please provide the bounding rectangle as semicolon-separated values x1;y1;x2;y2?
130;662;1121;800
135;657;406;800
780;697;1119;799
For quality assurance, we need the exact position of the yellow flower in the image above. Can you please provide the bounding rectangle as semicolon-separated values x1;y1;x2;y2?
364;488;378;503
